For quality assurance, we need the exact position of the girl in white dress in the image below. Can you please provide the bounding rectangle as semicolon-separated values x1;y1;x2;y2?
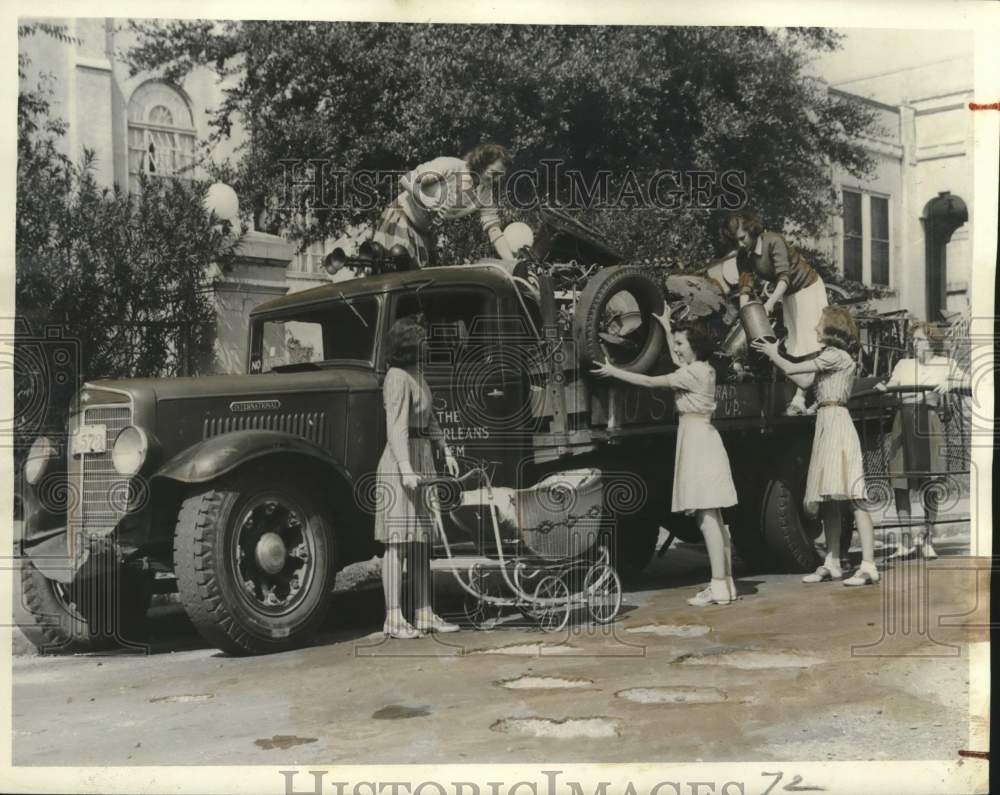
592;310;740;607
753;306;879;586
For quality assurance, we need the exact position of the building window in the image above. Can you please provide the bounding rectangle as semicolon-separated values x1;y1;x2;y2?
127;82;196;193
842;190;863;282
870;196;890;286
841;188;891;287
290;240;330;274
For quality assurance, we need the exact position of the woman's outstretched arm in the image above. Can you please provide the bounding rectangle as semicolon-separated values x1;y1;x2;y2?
650;307;682;368
591;359;680;389
751;338;823;376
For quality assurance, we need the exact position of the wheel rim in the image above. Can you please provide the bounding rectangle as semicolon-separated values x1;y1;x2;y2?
584;563;622;624
229;493;316;617
600;289;652;366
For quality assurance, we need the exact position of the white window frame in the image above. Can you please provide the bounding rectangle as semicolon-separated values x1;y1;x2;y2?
838;186;892;289
127;83;197;192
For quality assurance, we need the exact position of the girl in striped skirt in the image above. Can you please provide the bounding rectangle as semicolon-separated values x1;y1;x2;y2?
753;306;880;587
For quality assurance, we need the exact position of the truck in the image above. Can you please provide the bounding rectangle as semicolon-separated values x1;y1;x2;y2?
15;220;912;656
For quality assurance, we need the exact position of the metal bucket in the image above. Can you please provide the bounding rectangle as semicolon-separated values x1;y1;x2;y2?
741;299;776;342
721;323;748;358
722;300;776;358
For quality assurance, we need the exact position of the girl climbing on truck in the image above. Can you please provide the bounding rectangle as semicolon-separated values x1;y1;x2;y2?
591;309;740;607
721;211;829;416
372;143;515;267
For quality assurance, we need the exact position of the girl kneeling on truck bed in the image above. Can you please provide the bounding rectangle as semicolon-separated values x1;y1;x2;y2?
591;310;740;607
753;306;880;587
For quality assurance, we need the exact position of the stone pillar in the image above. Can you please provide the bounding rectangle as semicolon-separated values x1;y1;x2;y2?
203;230;293;375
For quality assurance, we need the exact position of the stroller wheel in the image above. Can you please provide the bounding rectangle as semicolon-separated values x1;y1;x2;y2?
531;575;571;633
583;563;622;624
464;568;506;630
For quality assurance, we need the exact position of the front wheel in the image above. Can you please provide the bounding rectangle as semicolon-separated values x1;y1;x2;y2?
15;556;150;653
173;468;337;655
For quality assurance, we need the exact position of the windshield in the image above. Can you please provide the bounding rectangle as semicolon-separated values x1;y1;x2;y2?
250;296;379;373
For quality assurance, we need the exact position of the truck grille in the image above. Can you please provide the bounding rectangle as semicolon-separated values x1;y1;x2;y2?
203;412;327;446
67;405;133;546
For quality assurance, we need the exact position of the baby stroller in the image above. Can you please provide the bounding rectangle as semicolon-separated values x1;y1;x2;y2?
419;467;623;632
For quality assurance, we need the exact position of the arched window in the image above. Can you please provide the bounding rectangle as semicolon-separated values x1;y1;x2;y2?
127;82;196;192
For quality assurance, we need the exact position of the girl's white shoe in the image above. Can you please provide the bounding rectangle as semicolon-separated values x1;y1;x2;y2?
843;561;880;586
803;556;843;583
687;580;734;607
414;611;460;633
802;564;843;583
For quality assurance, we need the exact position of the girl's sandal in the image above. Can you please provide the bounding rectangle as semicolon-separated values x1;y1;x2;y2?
843;566;880;587
802;565;843;583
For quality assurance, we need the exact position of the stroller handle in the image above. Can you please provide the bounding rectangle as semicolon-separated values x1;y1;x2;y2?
415;467;492;497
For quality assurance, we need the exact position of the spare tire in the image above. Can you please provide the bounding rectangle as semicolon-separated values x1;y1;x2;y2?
573;266;665;373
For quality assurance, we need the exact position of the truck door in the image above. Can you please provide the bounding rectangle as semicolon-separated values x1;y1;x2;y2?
388;286;525;490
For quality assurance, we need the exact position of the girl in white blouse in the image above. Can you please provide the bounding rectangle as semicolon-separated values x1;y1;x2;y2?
592;311;740;607
875;321;966;560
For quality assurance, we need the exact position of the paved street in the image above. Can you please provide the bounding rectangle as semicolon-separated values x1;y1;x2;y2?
11;526;987;767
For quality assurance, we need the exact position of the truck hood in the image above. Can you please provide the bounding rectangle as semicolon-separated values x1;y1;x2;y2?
81;367;379;406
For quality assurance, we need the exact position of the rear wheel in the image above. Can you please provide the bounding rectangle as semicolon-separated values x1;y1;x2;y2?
173;468;337;655
761;459;823;573
606;516;659;583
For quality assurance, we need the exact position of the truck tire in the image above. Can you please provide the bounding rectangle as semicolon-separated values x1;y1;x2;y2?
15;557;150;653
173;468;337;655
607;516;659;583
573;266;665;373
761;466;823;573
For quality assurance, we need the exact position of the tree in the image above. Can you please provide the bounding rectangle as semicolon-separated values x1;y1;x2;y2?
15;28;238;449
124;22;878;267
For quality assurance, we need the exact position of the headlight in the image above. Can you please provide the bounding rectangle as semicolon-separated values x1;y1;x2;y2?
112;426;149;476
24;437;55;485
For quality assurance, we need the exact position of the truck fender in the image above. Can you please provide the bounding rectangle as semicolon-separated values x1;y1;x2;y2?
152;430;354;488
